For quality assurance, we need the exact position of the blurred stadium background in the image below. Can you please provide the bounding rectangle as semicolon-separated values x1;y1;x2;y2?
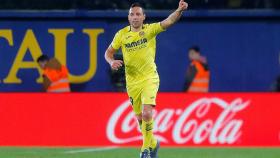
0;0;280;158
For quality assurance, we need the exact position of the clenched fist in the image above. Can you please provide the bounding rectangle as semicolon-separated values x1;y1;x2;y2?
178;0;188;12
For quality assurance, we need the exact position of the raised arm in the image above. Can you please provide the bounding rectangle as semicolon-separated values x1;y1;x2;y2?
160;0;188;30
104;45;123;70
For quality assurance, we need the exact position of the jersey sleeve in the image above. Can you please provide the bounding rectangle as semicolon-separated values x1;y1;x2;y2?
149;22;166;37
111;31;122;50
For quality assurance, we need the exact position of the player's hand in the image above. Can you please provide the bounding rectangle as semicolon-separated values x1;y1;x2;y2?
110;60;123;70
177;0;188;12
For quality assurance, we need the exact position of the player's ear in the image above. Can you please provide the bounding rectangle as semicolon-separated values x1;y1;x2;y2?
143;14;146;21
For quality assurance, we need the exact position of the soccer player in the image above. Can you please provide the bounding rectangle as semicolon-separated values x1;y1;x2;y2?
104;0;188;157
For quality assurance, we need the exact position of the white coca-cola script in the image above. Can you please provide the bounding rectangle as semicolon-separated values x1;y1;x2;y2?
106;97;250;145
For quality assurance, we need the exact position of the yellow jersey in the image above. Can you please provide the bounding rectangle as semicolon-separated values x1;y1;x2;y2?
111;22;165;86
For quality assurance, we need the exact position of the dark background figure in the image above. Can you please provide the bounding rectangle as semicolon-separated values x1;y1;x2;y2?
271;76;280;92
183;46;210;92
109;51;126;92
271;53;280;92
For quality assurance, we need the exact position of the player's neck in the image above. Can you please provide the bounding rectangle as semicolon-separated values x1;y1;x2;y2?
130;25;143;32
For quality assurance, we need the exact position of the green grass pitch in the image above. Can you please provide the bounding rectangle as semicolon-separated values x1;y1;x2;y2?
0;147;279;158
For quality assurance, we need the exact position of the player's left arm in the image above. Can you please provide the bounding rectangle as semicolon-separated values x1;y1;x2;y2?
160;0;188;30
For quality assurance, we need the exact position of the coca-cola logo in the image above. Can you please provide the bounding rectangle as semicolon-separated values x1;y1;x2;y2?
106;97;250;145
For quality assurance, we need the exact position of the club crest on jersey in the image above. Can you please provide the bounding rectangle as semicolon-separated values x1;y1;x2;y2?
139;31;145;37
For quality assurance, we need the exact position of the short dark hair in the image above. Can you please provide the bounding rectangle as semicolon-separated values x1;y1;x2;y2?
130;2;143;8
189;46;200;53
37;55;49;63
130;2;145;14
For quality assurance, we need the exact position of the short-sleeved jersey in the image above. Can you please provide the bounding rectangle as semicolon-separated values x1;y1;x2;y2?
111;22;165;86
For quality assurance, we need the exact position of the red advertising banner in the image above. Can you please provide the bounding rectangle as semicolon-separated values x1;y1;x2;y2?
0;93;279;146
